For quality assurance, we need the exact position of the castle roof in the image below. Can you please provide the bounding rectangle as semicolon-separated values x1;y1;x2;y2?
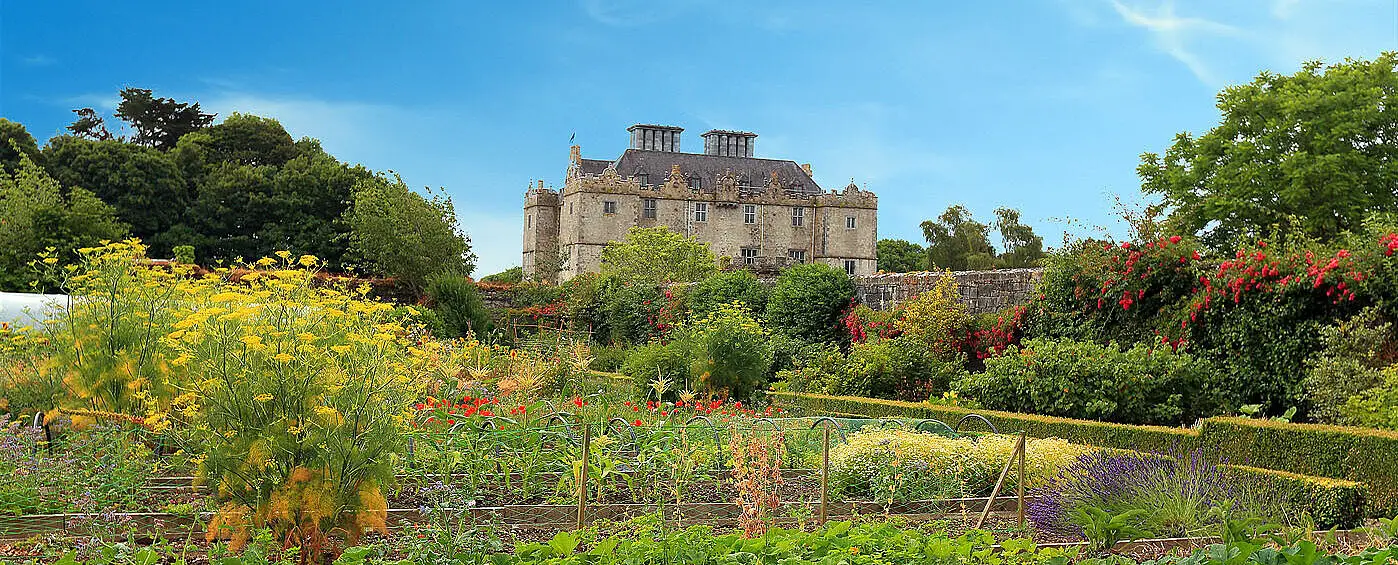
588;149;824;196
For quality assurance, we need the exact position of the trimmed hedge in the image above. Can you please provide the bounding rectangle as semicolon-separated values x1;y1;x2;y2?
1221;464;1368;528
1200;417;1398;518
768;391;1198;454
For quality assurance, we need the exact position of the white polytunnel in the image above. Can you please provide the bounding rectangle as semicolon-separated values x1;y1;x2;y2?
0;292;66;327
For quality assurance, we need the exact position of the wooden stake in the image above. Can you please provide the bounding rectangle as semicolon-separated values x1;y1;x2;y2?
1017;431;1026;529
577;422;591;530
974;430;1023;530
819;423;831;525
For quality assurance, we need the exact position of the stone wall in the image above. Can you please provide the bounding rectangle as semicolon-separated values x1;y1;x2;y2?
854;269;1043;315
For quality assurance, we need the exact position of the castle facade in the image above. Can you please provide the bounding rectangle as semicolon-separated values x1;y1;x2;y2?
523;124;877;281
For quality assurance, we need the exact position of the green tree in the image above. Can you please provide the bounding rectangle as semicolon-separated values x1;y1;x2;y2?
1139;53;1398;249
0;152;127;291
689;270;769;319
349;174;475;292
599;226;716;285
65;108;114;141
765;262;856;344
425;273;491;338
876;239;926;272
200;113;299;167
0;119;40;173
481;266;524;284
921;205;995;270
41;136;189;256
112;87;215;150
993;207;1045;267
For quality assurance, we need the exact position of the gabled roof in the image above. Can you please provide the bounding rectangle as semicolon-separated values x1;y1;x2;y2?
601;149;823;196
579;158;613;175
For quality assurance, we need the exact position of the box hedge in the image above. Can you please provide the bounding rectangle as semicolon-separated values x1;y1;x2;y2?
1221;464;1368;528
768;391;1198;454
1200;417;1398;518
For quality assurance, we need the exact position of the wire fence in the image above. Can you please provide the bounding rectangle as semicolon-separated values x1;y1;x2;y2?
1;415;1034;539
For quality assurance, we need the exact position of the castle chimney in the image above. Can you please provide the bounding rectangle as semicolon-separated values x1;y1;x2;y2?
627;124;683;152
701;130;757;157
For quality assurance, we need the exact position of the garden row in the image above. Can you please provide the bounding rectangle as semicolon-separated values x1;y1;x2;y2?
772;390;1397;524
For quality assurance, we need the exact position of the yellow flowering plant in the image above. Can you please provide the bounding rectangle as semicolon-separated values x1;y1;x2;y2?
156;252;423;553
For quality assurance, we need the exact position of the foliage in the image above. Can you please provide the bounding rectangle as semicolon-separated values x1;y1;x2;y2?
172;245;195;265
687;270;768;320
1342;366;1398;429
994;207;1047;268
922;205;997;270
893;272;968;358
587;343;627;373
829;428;1091;502
425;274;491;339
41;136;185;255
1070;507;1149;553
1139;54;1398;249
620;340;690;401
111;87;217;150
0;118;40;172
764;263;856;344
0;419;157;516
598;226;716;286
349;174;476;292
481;267;524;284
686;302;773;399
1028;450;1263;539
876;239;926;272
840;336;967;400
727;428;784;538
1221;464;1369;528
959;338;1226;426
1303;308;1396;425
0;151;128;291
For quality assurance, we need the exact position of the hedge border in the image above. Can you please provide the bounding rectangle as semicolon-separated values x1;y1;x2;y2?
1220;464;1368;528
768;391;1198;453
1200;417;1398;518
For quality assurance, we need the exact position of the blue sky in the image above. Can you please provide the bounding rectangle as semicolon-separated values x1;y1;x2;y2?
3;1;1396;275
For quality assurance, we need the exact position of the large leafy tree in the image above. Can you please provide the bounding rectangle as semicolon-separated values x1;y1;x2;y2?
1140;53;1398;249
599;226;717;285
0;152;127;291
41;136;189;255
876;239;927;272
0;119;40;173
349;174;475;292
113;88;216;150
921;205;995;270
993;207;1045;267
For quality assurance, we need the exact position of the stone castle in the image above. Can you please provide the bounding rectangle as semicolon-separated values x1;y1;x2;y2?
522;124;878;282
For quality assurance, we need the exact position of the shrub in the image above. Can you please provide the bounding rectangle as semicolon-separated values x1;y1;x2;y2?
172;245;195;265
688;270;768;320
481;266;523;284
687;303;773;399
893;272;967;358
621;340;690;401
765;263;856;344
829;428;1091;501
588;343;627;373
1343;366;1398;429
599;226;716;285
958;338;1226;426
1027;450;1266;538
1302;307;1395;424
425;273;491;339
840;336;967;401
774;341;847;395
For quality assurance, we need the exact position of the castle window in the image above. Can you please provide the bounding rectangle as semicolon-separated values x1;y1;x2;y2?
846;216;856;230
788;249;806;264
844;260;857;276
741;247;759;265
637;172;649;186
527;214;532;228
569;202;573;214
692;176;702;190
694;202;708;222
743;204;756;224
643;198;657;219
791;206;804;227
603;201;617;215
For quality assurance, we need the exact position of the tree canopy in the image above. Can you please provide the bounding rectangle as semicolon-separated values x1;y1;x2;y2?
876;239;927;273
0;152;127;291
349;175;476;292
599;226;717;285
1139;53;1398;249
919;205;1044;270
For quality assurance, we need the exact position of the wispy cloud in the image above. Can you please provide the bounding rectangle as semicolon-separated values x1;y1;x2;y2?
19;54;56;67
1110;0;1240;86
578;0;691;27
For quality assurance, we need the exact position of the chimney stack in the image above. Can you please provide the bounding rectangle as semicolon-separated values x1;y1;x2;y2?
701;130;757;157
627;124;683;152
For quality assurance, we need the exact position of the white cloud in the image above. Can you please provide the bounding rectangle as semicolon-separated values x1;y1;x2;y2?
1109;0;1241;86
19;54;56;67
578;0;690;27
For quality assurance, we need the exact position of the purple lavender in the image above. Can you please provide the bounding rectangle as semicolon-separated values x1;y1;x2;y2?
1028;449;1240;537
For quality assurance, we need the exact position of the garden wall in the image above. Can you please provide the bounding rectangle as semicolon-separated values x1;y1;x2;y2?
852;269;1043;313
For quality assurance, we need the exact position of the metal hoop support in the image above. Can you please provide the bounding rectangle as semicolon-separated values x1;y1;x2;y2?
684;415;726;470
914;419;956;436
806;417;848;441
749;417;779;431
605;417;639;453
954;413;1000;434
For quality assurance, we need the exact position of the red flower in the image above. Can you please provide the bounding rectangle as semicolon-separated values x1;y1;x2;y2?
1169;236;1182;244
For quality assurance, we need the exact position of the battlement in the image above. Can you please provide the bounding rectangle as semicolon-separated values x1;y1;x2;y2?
524;180;561;207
